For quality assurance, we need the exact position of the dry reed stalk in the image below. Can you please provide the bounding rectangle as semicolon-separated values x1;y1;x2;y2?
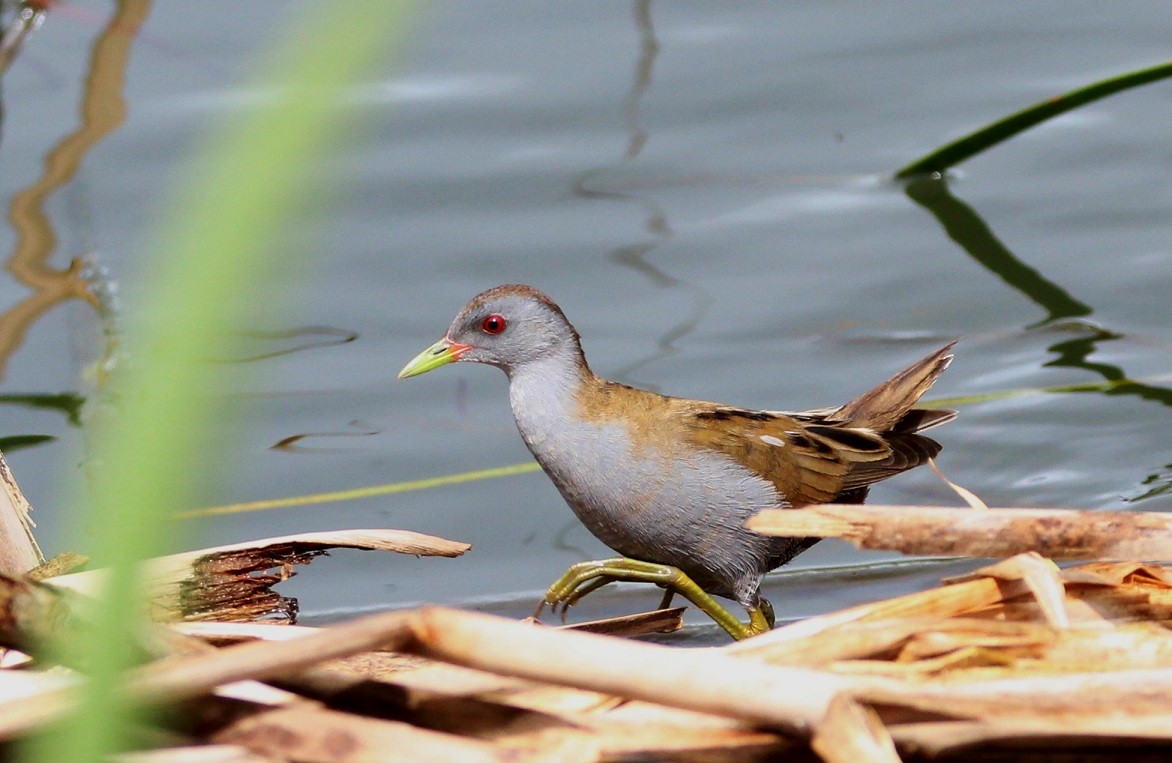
890;715;1172;756
0;451;41;575
113;745;272;763
325;652;615;716
747;504;1172;560
883;670;1172;721
732;553;1172;661
729;574;1030;659
294;653;799;760
746;617;1053;668
555;605;685;636
294;651;798;762
0;682;76;738
172;621;323;645
120;606;846;736
0;613;418;738
275;665;617;762
127;610;417;706
406;606;850;735
810;695;900;763
948;553;1070;627
586;701;794;761
211;705;515;763
0;571;76;652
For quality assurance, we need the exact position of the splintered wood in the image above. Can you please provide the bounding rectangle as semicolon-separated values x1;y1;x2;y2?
47;529;472;623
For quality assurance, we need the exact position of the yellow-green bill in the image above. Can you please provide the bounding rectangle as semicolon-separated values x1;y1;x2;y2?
398;338;468;379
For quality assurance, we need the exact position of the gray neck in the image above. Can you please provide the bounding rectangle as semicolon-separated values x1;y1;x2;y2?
506;346;589;452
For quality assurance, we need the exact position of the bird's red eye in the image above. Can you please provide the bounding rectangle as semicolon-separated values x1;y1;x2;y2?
481;314;506;334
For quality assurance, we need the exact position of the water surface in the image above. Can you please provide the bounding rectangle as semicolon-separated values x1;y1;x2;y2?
1;1;1169;638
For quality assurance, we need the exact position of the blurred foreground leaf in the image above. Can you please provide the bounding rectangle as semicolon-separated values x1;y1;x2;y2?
31;3;415;762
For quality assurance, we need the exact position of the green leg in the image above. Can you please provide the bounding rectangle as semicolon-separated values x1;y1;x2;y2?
748;601;773;634
537;557;773;640
757;597;776;628
657;587;676;610
534;574;617;619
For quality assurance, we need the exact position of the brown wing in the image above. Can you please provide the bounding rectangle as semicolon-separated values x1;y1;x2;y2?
683;408;888;505
681;343;958;506
685;407;947;506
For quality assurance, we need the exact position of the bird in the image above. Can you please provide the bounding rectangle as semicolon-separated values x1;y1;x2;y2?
398;284;956;639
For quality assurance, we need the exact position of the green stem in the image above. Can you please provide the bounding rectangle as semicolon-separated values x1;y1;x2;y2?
896;60;1172;178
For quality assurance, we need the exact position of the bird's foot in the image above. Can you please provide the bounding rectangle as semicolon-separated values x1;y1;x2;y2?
535;557;772;640
748;599;774;634
534;568;618;621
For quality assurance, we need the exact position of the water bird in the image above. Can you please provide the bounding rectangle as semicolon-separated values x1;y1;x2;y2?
399;284;956;639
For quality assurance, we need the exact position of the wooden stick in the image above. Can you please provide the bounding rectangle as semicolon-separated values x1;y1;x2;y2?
747;504;1172;560
126;610;416;705
406;606;850;736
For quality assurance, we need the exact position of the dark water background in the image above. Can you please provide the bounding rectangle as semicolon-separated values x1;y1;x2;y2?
1;2;1169;639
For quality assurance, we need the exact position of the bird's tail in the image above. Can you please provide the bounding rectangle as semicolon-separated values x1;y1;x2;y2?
833;342;957;433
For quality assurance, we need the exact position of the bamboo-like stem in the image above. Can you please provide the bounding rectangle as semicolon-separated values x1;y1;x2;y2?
407;606;848;735
126;611;416;706
747;504;1172;560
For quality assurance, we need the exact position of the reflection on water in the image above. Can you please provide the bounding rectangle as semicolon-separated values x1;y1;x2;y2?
904;172;1172;500
271;420;382;453
0;0;150;383
904;173;1172;410
622;0;657;162
904;174;1092;325
0;391;83;424
571;1;714;389
1045;331;1172;408
0;2;1169;618
208;325;358;364
1132;465;1172;503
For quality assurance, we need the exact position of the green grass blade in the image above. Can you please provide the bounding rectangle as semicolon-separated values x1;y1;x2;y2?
896;60;1172;178
28;3;414;761
178;461;543;519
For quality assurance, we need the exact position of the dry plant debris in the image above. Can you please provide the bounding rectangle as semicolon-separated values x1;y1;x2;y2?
47;529;471;623
747;502;1172;560
2;503;1172;760
0;451;41;575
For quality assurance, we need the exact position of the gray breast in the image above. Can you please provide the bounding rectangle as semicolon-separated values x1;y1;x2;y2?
518;408;790;602
505;355;801;604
